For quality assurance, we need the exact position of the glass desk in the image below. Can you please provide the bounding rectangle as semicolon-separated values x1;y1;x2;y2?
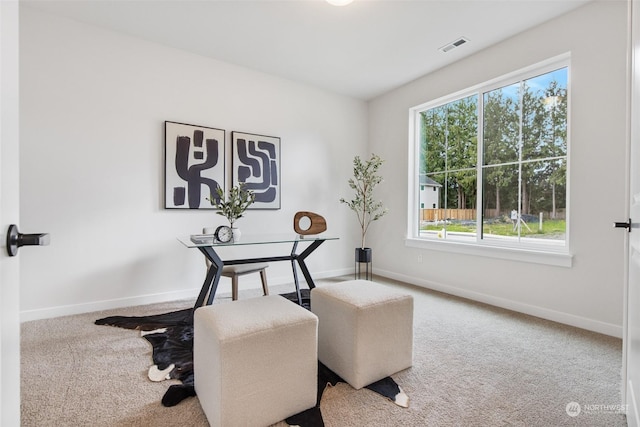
177;233;339;308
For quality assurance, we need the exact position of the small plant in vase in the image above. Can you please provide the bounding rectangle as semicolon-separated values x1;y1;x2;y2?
208;183;256;241
340;153;388;273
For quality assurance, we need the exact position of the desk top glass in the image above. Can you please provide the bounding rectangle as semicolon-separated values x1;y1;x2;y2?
177;233;339;248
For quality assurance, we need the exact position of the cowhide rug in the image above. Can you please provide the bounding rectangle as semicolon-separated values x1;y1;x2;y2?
95;290;408;426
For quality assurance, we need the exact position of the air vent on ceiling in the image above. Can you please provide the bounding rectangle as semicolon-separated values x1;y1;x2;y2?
439;37;469;53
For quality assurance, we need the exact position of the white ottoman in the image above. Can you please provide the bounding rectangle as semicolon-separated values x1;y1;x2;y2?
194;295;318;427
311;280;413;390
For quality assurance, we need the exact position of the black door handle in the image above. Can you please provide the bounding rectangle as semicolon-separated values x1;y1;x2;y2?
613;218;632;232
6;224;50;256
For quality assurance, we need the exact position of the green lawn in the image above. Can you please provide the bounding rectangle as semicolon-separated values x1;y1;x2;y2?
422;219;566;238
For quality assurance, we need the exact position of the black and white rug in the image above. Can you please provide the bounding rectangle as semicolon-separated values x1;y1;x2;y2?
95;290;408;426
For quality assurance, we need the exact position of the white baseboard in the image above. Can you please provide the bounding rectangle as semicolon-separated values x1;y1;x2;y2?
23;265;616;337
20;287;201;322
375;268;623;338
19;267;354;322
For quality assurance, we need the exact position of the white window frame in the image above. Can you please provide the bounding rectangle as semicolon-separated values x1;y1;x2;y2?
406;54;572;267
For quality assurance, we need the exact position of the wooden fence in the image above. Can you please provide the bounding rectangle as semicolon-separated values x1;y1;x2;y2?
421;208;566;221
420;209;476;221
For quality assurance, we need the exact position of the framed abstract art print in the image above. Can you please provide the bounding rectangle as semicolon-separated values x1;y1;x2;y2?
231;131;281;209
165;121;225;209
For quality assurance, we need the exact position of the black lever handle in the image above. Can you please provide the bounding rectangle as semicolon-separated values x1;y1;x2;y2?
6;224;50;256
613;219;632;232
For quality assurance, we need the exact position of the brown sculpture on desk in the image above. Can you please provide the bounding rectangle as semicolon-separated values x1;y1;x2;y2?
294;211;327;236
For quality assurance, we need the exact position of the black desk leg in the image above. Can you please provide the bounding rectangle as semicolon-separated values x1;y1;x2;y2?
296;240;325;289
194;246;223;308
290;242;302;305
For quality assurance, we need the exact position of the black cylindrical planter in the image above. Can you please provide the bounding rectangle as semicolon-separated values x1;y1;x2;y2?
355;247;372;262
355;248;372;280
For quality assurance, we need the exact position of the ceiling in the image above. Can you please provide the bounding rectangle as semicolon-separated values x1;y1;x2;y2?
23;0;592;100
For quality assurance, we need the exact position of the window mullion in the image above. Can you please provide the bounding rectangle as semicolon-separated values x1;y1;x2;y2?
444;107;449;227
517;80;524;242
477;92;484;243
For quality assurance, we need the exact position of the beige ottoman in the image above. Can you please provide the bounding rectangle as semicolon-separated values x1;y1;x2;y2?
311;280;413;389
194;295;318;427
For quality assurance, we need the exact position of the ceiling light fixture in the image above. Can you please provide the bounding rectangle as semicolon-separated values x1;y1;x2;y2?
326;0;354;6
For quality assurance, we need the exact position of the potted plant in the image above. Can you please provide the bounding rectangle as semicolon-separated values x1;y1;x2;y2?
340;154;388;267
209;183;256;241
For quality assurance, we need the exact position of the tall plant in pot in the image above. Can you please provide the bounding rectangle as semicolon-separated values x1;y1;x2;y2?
208;183;255;241
340;153;388;265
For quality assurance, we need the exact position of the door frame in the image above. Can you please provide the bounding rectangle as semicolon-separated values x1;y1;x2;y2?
624;1;640;425
0;0;22;424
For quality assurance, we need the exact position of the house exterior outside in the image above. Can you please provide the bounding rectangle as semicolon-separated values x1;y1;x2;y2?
419;175;442;210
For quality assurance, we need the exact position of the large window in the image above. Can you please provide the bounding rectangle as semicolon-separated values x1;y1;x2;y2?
410;57;569;257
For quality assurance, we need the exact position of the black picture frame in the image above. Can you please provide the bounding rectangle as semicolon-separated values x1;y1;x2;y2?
165;121;225;209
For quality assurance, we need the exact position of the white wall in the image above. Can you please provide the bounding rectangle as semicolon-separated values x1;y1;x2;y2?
368;1;628;337
19;6;366;320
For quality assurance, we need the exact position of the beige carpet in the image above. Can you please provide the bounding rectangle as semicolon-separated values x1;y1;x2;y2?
21;276;627;426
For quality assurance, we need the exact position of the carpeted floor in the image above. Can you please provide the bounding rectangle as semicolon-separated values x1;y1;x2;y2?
21;276;627;426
